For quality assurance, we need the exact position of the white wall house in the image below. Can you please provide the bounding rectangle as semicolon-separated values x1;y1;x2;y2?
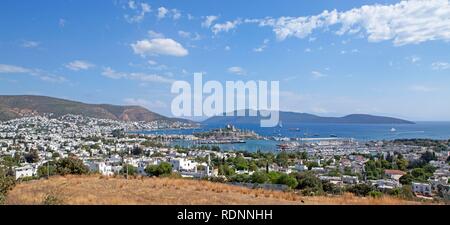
170;158;197;172
295;163;308;172
412;182;432;196
14;165;36;180
86;161;114;176
342;175;359;184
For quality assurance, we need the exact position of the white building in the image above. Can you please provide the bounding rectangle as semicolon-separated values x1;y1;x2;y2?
86;161;114;176
14;165;36;180
311;167;326;174
169;158;197;172
342;175;359;184
412;182;432;196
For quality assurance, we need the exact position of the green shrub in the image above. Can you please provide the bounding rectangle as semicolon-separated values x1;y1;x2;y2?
145;162;172;177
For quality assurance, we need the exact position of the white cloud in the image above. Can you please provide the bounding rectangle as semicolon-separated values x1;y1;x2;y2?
65;60;95;71
124;98;168;109
148;60;158;65
406;55;421;63
0;64;32;73
227;66;246;75
202;15;219;28
253;0;450;46
224;46;231;51
431;61;450;70
178;30;201;40
0;64;66;82
131;38;189;57
187;14;194;20
125;3;151;23
304;48;312;53
172;9;181;20
157;7;169;19
409;85;437;92
102;67;174;84
212;19;241;34
311;71;327;79
253;39;269;52
128;1;137;10
148;30;165;38
21;40;40;48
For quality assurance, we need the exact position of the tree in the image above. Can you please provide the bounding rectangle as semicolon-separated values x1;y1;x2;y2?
131;146;143;156
121;164;138;176
0;173;15;204
322;181;342;195
276;174;298;189
233;157;249;171
306;161;319;170
295;172;323;195
56;157;89;175
346;184;375;197
395;158;408;171
250;171;269;184
369;190;383;198
229;174;250;183
52;152;61;159
327;169;341;177
145;162;172;177
300;151;308;160
248;162;258;172
276;152;289;167
420;151;437;163
267;171;282;184
399;174;413;185
24;150;40;163
37;161;58;178
218;164;235;176
388;185;414;200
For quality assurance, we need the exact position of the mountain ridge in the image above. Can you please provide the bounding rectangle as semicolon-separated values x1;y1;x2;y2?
0;95;192;123
202;109;415;125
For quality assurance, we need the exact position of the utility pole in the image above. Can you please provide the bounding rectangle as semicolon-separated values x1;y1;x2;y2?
126;149;131;180
47;160;49;179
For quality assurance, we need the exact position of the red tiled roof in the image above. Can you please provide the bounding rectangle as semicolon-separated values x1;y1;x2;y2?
384;169;406;175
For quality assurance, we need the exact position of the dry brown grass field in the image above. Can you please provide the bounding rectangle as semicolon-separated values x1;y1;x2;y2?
5;175;429;205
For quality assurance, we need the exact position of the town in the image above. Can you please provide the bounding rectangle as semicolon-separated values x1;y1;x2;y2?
0;114;449;203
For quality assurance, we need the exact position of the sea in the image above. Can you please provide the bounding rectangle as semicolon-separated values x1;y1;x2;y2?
134;122;450;152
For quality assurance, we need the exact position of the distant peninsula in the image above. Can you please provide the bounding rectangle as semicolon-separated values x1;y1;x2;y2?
202;110;415;125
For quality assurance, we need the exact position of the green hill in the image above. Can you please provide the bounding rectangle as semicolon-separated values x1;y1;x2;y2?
0;95;190;123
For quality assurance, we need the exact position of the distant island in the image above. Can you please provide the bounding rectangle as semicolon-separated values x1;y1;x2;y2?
202;110;415;125
0;95;193;124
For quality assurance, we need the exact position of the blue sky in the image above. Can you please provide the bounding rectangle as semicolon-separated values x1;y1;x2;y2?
0;0;450;121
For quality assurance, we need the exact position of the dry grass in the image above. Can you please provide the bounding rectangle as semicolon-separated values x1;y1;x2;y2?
5;175;425;205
